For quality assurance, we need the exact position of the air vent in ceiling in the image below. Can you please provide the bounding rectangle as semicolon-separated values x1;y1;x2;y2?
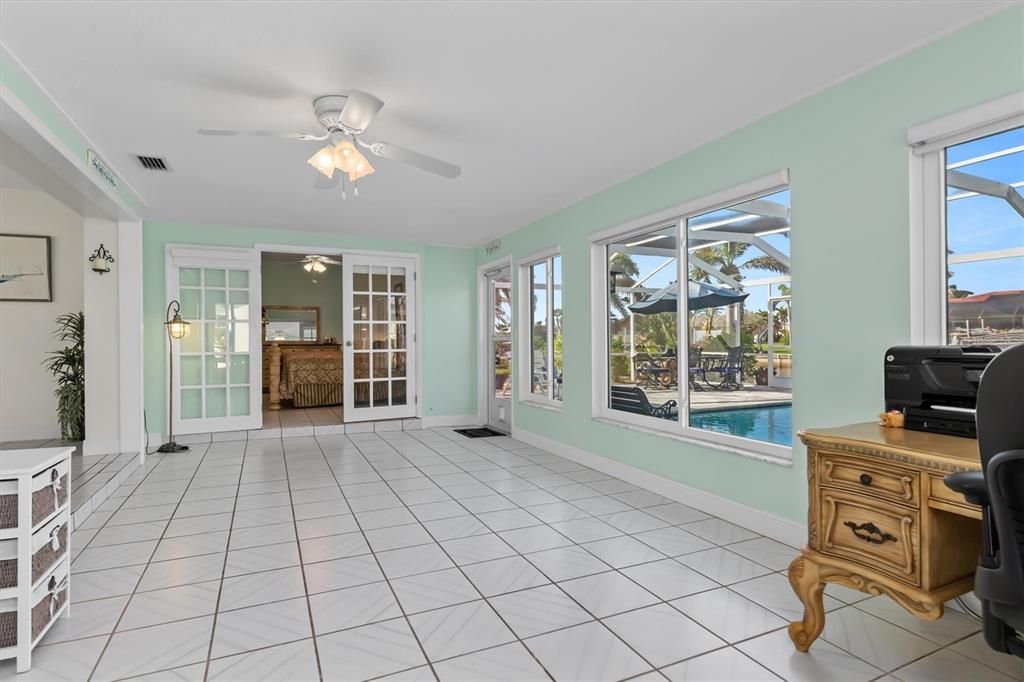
136;155;170;171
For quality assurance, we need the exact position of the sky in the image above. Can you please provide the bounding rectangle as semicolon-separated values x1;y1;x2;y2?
945;126;1023;296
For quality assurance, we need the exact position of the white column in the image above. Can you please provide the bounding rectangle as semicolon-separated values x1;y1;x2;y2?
117;221;144;456
82;218;121;455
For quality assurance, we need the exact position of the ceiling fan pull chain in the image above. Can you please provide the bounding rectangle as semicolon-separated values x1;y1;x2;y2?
341;174;347;201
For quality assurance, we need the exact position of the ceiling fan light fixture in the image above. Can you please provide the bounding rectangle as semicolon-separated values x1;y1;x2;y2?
303;262;315;272
313;261;327;273
308;147;336;177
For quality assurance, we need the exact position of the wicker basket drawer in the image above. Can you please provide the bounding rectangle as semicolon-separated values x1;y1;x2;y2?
0;562;68;648
0;516;68;589
0;461;70;530
820;487;921;586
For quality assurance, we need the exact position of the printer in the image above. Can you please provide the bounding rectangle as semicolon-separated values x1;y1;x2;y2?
884;345;1002;438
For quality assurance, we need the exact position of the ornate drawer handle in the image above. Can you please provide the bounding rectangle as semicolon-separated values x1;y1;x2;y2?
843;521;897;545
859;473;872;486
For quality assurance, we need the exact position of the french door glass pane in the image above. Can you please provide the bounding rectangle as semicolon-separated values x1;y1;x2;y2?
180;356;202;386
179;266;253;420
494;340;511;398
349;263;412;411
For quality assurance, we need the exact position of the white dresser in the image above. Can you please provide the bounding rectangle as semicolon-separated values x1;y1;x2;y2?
0;447;73;673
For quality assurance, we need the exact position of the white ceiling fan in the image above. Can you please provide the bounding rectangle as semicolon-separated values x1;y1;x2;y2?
292;254;340;273
198;91;461;192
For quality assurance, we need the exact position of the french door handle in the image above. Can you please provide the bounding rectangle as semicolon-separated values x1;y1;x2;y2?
345;340;353;347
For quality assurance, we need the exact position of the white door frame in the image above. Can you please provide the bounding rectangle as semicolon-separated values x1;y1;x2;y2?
165;245;264;435
477;256;514;427
254;244;423;420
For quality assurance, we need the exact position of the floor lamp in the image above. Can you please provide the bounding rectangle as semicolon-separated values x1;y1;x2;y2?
159;300;191;453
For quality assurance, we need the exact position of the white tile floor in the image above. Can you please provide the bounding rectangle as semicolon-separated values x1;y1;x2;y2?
6;428;1022;681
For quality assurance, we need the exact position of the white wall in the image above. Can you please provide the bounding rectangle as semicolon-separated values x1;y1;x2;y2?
0;187;84;441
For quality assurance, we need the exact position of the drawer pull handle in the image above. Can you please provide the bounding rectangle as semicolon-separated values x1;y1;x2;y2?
844;521;896;545
859;473;872;486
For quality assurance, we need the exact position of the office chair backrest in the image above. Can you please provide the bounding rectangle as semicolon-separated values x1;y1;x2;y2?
975;343;1024;622
976;343;1024;470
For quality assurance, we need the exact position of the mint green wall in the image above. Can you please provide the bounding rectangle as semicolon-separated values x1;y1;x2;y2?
143;222;476;434
476;9;1024;523
261;259;344;341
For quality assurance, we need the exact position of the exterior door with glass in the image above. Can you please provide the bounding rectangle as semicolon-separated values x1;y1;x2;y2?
343;255;417;422
167;247;262;435
487;267;512;432
768;295;792;389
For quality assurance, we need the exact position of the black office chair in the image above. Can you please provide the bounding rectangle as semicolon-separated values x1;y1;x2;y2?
945;343;1024;659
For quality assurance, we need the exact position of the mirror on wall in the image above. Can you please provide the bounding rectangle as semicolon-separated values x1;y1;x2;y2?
263;305;320;343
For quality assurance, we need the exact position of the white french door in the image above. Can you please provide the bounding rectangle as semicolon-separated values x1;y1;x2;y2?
167;246;262;435
342;255;417;422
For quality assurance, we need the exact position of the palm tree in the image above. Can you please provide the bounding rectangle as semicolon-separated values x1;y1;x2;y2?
608;252;640;318
690;242;788;359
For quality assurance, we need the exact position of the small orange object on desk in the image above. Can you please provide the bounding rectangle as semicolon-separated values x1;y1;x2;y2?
788;422;982;652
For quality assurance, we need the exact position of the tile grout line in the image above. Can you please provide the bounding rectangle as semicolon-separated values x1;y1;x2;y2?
83;442;218;681
277;429;327;682
309;432;443;682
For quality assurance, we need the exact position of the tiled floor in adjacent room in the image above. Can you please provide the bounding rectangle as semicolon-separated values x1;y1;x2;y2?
6;428;1021;681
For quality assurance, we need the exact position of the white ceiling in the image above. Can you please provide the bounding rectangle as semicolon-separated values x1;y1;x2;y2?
0;1;1009;246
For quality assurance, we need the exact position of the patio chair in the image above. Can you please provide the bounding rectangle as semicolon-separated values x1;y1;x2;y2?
610;385;677;420
634;351;675;389
688;347;704;391
702;345;744;390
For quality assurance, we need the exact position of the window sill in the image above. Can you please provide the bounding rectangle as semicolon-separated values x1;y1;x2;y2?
590;416;793;467
518;398;564;413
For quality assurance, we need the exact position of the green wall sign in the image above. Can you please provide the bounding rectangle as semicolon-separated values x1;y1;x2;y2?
87;149;117;189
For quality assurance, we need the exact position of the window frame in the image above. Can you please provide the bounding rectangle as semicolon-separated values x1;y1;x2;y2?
590;171;793;462
518;246;563;409
908;93;1024;344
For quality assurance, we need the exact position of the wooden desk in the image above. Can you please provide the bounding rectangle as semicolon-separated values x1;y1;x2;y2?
788;423;982;651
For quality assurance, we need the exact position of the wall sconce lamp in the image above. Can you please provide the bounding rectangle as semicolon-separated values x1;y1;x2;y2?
88;243;115;275
159;300;191;453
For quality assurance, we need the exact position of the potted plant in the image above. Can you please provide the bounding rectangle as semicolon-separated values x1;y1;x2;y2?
42;312;85;440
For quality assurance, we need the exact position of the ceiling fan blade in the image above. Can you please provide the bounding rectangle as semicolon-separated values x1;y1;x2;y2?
313;174;340;190
361;141;461;179
339;90;384;134
320;257;342;265
198;129;327;141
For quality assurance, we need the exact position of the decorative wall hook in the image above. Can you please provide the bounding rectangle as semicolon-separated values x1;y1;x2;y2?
89;243;115;274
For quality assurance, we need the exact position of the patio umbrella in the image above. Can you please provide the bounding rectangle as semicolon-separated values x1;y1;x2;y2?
628;280;748;314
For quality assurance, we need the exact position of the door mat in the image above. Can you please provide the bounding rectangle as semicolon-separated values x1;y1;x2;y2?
454;427;506;438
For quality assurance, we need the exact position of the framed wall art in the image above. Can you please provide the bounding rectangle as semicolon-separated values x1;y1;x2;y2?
0;234;53;302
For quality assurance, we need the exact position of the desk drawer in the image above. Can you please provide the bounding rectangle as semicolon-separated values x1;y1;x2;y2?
821;488;920;586
819;452;919;507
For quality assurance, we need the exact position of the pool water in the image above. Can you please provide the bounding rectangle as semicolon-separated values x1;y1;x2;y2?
689;404;792;446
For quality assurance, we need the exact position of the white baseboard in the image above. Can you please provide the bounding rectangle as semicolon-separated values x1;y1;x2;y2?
512;426;807;548
82;437;122;456
421;414;478;428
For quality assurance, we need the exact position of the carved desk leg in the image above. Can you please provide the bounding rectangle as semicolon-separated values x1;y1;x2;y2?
788;553;826;652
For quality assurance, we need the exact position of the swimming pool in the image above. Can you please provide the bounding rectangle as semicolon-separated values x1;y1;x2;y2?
689;404;792;446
